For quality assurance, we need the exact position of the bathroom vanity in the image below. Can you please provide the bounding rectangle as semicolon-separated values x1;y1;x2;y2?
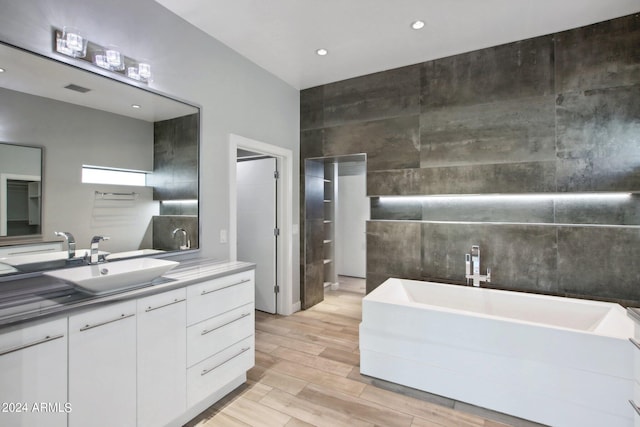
627;308;640;427
0;258;255;427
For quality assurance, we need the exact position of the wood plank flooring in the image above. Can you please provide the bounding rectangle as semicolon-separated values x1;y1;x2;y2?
184;287;539;427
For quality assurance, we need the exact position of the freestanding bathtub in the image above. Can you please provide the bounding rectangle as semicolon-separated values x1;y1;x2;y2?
360;278;634;427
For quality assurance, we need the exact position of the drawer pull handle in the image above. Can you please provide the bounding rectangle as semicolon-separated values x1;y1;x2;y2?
630;400;640;417
630;338;640;351
201;278;251;296
0;334;64;356
201;312;252;335
201;346;251;376
145;298;186;312
80;313;135;332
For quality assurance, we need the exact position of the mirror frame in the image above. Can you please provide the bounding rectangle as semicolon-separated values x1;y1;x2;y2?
0;40;201;278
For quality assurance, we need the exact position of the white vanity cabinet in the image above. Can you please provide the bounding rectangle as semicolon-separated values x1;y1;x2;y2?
0;317;67;427
631;323;640;427
186;270;255;408
68;300;137;427
137;288;186;427
0;263;255;427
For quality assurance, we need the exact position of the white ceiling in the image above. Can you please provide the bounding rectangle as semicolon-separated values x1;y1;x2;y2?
0;44;197;122
155;0;640;90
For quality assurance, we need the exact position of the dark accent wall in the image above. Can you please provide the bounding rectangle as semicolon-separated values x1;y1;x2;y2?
300;13;640;307
151;113;199;200
152;215;198;251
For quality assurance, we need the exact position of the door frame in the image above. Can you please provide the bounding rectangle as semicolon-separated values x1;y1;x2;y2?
228;134;294;315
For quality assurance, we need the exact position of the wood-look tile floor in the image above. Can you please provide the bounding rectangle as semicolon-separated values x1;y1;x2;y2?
185;286;542;427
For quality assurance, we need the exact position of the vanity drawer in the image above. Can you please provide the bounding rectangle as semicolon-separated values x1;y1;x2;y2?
187;271;254;326
632;381;640;427
137;287;186;315
187;336;254;407
187;303;254;367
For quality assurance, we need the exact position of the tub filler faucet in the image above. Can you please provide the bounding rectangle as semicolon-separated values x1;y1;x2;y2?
465;245;491;287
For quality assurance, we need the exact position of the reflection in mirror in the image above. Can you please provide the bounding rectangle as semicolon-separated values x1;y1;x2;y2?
0;42;199;277
0;143;42;237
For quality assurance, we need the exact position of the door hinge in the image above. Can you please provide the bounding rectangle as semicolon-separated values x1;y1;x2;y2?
274;227;280;237
274;285;280;294
274;170;280;179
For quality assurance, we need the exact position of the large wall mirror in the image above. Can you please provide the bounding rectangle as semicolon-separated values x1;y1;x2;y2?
0;42;200;277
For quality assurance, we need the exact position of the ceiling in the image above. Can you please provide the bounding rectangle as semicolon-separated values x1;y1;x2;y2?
0;43;197;122
154;0;640;90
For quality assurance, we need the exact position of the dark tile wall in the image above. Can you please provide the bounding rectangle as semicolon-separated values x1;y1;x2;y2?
152;215;198;251
300;13;640;306
151;113;199;200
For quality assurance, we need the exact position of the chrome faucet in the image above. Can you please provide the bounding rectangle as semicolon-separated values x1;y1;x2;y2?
89;235;109;264
54;231;76;259
465;245;491;287
172;228;190;250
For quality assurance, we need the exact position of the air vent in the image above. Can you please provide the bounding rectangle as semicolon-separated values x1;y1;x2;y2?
64;83;91;93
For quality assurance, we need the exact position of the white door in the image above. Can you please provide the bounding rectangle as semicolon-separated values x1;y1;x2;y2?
336;174;368;278
237;157;277;313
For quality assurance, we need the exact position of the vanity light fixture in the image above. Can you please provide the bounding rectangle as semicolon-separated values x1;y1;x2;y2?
411;20;425;30
131;104;141;109
316;48;328;56
54;27;152;84
126;62;152;83
56;26;87;58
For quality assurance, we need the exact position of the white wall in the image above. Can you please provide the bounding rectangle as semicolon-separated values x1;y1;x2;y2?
0;0;300;302
336;174;368;278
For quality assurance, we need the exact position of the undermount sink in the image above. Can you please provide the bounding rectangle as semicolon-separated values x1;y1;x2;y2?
43;258;179;295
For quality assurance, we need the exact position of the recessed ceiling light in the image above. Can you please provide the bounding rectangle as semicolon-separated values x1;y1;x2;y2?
411;20;425;30
0;68;5;73
131;104;141;109
316;48;328;56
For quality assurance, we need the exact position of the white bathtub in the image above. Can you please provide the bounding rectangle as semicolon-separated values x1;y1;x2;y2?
359;278;634;427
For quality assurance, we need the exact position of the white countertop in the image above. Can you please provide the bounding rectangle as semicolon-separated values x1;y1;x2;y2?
0;258;255;329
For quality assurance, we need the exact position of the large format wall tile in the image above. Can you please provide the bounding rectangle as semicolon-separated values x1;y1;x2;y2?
153;113;199;200
422;223;558;292
301;13;640;305
421;35;554;111
152;215;198;250
556;13;640;93
324;65;420;127
556;85;640;192
300;129;324;161
366;221;422;281
300;86;324;131
324;115;420;171
367;162;557;196
420;96;556;167
416;162;557;195
557;226;640;302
